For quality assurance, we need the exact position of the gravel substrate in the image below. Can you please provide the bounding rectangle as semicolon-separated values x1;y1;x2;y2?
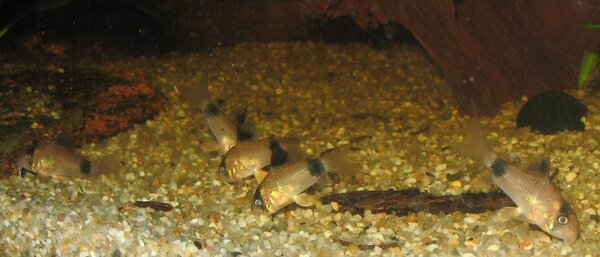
1;42;599;256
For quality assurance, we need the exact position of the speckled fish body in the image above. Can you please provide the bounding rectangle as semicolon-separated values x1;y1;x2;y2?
203;102;238;156
253;145;358;215
218;137;303;183
487;157;579;244
452;120;579;244
16;143;93;178
253;160;320;215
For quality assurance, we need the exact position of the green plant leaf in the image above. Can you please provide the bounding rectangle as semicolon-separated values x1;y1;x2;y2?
583;24;600;30
578;50;600;88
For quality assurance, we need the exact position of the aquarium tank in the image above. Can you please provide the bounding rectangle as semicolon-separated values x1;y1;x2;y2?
0;0;599;256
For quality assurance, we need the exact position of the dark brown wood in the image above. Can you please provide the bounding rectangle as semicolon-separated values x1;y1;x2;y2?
133;201;175;212
320;189;516;215
299;0;600;115
56;0;598;115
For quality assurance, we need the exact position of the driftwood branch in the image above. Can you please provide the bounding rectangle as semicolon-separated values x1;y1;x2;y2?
300;0;600;115
321;188;515;215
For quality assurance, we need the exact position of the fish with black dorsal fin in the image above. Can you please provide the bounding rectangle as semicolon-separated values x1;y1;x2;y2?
202;101;239;156
218;136;304;183
452;119;579;244
252;144;360;215
198;82;253;156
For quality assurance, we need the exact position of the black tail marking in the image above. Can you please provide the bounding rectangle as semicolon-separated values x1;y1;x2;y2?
490;158;508;177
203;103;220;118
307;159;325;177
80;160;91;174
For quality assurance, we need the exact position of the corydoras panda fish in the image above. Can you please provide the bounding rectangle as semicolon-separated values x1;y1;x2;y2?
198;81;252;156
203;102;240;156
16;143;111;178
452;119;579;244
253;144;359;215
218;136;304;183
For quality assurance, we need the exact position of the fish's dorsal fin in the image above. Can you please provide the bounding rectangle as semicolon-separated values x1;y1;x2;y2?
55;133;76;148
200;141;219;153
523;155;551;178
235;107;254;141
268;136;289;167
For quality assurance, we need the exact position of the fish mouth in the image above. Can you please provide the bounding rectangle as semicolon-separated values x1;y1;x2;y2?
19;168;37;177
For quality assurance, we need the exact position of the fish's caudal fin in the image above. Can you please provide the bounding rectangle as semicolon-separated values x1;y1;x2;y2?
319;145;360;176
451;119;496;167
89;154;123;178
177;81;210;108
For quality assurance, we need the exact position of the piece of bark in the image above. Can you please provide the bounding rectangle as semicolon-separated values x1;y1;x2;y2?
321;189;515;215
132;201;175;212
299;0;600;115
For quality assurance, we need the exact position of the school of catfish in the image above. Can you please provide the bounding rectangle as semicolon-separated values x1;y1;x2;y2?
12;83;581;244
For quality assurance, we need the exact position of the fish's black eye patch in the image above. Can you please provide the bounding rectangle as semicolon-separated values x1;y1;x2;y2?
253;190;263;206
559;202;573;216
219;159;227;172
490;158;508;177
252;189;268;212
25;144;36;164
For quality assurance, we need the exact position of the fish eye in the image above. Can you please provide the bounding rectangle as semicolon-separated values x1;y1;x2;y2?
25;154;32;160
219;159;227;173
254;199;262;206
557;215;568;225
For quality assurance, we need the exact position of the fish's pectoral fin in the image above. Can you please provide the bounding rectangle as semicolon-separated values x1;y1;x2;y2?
294;193;317;207
254;169;269;183
89;153;122;178
200;141;219;153
523;155;551;178
494;207;526;223
19;168;37;177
